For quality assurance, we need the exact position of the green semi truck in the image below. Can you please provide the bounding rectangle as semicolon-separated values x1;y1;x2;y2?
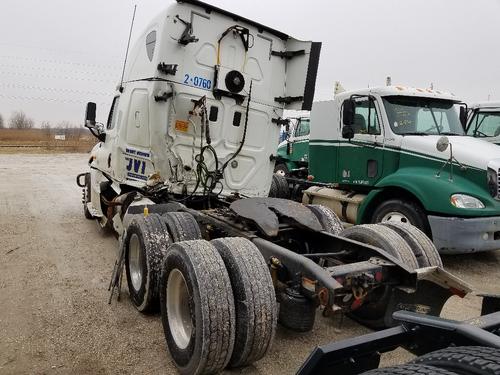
277;85;500;254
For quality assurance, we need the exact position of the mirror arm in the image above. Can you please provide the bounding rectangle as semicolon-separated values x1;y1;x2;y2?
86;122;106;142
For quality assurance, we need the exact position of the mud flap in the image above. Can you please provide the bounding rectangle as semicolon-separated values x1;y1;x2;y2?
480;294;500;315
382;267;473;328
383;281;453;328
353;267;473;329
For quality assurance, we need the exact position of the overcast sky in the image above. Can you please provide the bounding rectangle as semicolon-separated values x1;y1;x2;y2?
0;0;499;126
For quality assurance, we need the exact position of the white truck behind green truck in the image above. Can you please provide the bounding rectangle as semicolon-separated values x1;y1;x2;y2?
277;86;500;254
467;101;500;145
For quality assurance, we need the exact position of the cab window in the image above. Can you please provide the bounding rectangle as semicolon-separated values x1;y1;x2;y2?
107;97;120;130
353;98;380;135
468;112;500;137
146;31;157;62
294;119;310;137
416;107;451;132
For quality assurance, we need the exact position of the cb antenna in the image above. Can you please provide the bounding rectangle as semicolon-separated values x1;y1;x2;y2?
119;4;137;92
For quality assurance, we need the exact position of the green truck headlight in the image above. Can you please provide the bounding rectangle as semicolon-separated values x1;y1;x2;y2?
450;194;485;209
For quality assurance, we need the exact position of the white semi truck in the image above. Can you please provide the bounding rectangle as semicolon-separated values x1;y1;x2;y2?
77;1;472;374
467;101;500;145
277;86;500;254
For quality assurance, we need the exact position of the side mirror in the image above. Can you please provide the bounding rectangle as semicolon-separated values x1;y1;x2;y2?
342;99;355;126
459;106;467;130
436;136;450;152
84;102;106;142
85;102;97;128
342;125;355;140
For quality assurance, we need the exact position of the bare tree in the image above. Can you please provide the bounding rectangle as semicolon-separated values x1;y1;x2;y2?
0;113;4;129
56;121;72;132
41;121;51;130
9;111;34;129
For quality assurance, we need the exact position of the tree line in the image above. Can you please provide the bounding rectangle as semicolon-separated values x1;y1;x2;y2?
0;110;78;130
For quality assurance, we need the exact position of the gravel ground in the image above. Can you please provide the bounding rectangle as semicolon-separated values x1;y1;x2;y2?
1;153;499;375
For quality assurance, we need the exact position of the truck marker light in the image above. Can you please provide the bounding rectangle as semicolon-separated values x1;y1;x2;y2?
144;206;149;217
307;175;315;181
175;120;189;132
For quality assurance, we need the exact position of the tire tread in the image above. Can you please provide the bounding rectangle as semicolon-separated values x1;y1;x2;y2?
413;345;500;375
211;237;277;367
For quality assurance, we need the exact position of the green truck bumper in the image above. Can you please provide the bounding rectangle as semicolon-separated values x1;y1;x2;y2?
429;215;500;254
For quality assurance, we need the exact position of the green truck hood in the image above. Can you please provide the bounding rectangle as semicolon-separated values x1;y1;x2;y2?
376;136;500;217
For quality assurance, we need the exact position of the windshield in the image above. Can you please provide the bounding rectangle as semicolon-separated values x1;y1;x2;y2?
295;118;310;137
467;111;500;138
382;96;464;136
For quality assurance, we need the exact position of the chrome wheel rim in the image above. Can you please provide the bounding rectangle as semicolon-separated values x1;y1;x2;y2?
381;211;409;224
128;234;143;292
167;269;193;349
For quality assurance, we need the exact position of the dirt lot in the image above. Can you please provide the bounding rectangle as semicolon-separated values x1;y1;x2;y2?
1;153;499;375
0;129;95;153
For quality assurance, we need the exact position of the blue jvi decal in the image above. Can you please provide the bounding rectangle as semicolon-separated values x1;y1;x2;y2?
183;74;212;90
126;157;146;175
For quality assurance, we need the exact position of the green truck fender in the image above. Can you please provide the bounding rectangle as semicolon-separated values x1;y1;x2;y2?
357;167;498;224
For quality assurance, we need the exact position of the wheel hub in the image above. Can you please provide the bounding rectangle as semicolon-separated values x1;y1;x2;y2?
380;211;410;224
128;234;143;292
167;268;193;349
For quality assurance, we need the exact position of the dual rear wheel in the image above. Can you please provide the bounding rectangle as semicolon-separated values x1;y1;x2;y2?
123;212;277;374
340;222;442;328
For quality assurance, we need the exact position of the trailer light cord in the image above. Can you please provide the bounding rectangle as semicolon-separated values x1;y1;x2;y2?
220;80;252;172
216;25;253;71
175;82;252;205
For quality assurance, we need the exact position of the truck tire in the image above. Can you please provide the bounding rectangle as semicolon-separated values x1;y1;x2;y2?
381;222;443;268
340;224;419;269
278;288;316;333
125;214;172;313
82;173;94;220
274;163;290;177
362;363;458;375
268;176;278;197
340;224;418;327
306;204;343;235
162;212;202;242
159;240;235;375
269;174;290;199
413;346;500;375
211;237;277;368
371;199;430;236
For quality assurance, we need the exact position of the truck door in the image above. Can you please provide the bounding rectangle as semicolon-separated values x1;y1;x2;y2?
122;88;152;183
93;96;121;177
337;97;385;186
288;118;311;167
